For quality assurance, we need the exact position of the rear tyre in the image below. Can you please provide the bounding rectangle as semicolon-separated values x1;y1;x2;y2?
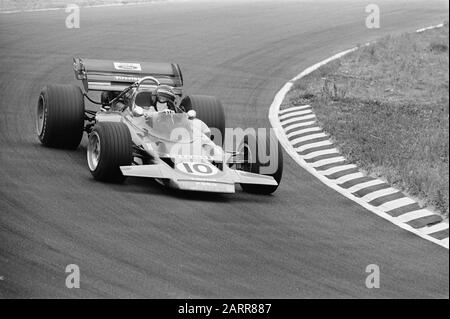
87;122;132;183
180;95;225;146
239;131;283;194
36;84;85;149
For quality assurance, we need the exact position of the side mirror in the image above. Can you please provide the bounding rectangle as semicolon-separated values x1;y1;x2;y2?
187;109;196;119
132;106;144;117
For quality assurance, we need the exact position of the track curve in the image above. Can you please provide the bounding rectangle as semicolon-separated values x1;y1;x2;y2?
0;0;448;298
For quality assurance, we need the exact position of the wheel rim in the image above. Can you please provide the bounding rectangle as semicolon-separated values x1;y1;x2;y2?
87;132;101;171
36;94;45;136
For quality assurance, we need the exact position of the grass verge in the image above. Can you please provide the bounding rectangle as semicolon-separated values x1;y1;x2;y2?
282;23;449;218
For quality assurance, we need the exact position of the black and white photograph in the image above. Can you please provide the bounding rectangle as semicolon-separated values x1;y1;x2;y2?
0;0;448;306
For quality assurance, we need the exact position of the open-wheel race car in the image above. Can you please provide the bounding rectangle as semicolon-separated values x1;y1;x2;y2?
36;58;283;194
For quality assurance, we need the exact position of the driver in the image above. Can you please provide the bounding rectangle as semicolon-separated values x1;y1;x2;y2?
154;85;177;113
136;85;177;119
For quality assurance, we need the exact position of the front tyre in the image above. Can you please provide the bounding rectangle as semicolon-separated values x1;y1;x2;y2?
239;131;283;194
37;84;85;149
87;122;132;182
180;95;225;146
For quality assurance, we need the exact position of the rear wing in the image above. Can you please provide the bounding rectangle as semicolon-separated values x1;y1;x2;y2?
73;57;183;93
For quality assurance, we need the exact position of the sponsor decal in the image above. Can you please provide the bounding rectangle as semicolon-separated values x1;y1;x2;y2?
115;75;142;82
176;162;219;176
113;62;142;71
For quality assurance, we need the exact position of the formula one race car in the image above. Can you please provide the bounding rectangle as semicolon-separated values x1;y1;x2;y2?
36;58;283;194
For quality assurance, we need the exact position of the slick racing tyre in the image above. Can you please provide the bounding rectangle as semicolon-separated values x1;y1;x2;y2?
239;131;283;194
87;122;132;183
36;84;85;149
180;95;225;146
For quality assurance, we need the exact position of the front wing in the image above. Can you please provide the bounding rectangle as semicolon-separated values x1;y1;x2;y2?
120;163;277;193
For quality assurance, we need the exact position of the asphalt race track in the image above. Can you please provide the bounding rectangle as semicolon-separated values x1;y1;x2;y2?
0;0;448;298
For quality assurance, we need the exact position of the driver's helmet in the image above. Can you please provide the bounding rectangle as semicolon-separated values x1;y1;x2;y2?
155;85;177;111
